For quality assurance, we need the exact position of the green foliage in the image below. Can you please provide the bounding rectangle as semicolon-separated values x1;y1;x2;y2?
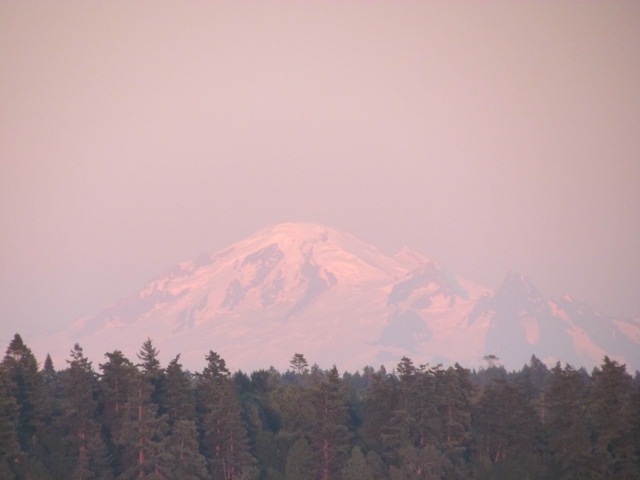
342;446;373;480
284;437;313;480
163;355;196;424
0;365;20;479
543;363;590;479
588;356;637;478
289;353;309;376
309;365;351;480
1;334;640;480
198;351;256;480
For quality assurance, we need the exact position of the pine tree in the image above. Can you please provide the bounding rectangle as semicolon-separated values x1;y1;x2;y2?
99;350;138;476
59;344;113;480
198;351;256;480
360;367;398;455
308;365;351;480
164;419;208;480
471;378;544;477
389;443;450;480
436;364;472;478
544;363;590;479
382;359;453;478
137;339;165;410
629;378;640;477
1;334;53;478
100;350;137;426
284;437;313;480
341;446;373;480
160;355;207;479
1;334;47;452
289;353;309;376
588;357;638;478
41;354;60;408
163;355;196;424
0;364;20;479
30;353;69;480
115;366;169;479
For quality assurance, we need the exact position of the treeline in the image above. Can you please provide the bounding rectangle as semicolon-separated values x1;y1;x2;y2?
1;334;639;480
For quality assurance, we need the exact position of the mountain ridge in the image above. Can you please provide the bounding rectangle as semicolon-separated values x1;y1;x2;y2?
29;222;640;373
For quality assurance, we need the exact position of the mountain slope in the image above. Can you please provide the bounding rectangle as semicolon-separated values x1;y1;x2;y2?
29;223;640;372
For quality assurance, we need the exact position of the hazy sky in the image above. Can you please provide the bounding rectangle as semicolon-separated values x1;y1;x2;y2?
2;1;639;352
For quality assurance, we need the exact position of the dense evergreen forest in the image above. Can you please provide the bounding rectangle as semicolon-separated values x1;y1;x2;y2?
1;334;639;480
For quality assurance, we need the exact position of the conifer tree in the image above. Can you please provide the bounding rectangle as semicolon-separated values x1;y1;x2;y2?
163;419;208;480
198;350;256;480
161;355;207;479
341;446;373;480
360;367;398;455
59;344;113;480
588;357;638;478
1;334;53;478
137;339;165;410
309;365;351;480
163;355;196;424
1;334;47;452
99;351;137;475
99;351;137;427
629;379;640;477
41;354;60;410
284;437;314;480
34;353;66;478
543;363;590;478
382;359;452;478
0;364;20;479
436;364;472;478
471;378;544;477
289;353;309;376
115;365;169;480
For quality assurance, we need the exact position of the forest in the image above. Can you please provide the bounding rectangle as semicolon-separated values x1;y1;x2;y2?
1;334;639;480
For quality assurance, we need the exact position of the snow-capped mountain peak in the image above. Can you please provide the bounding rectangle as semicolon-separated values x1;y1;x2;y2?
29;223;640;373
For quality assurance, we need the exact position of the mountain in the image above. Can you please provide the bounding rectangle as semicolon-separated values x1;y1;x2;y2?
30;222;640;373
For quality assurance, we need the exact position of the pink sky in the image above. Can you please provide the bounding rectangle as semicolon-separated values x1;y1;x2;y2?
1;1;639;347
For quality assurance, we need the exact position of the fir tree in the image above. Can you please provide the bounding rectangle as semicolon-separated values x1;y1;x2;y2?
163;419;208;480
0;364;20;479
588;357;638;478
115;366;169;479
59;344;113;480
544;363;590;479
198;351;256;480
284;437;313;480
309;365;351;480
137;339;165;410
1;334;47;452
341;446;373;480
163;355;196;424
1;334;52;478
436;364;472;478
471;378;545;478
289;353;309;376
98;351;137;476
360;367;398;455
159;355;207;479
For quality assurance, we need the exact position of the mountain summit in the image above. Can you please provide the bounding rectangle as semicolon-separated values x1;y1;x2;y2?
31;223;640;372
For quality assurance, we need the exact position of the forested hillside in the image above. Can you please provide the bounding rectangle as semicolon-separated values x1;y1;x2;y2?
1;333;639;479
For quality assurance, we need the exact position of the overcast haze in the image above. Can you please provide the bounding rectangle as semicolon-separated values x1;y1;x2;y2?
1;1;639;351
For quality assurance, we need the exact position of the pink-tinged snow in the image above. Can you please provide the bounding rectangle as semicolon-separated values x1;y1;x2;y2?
26;224;640;373
549;301;570;322
393;246;433;268
612;318;640;343
520;317;540;345
32;225;459;371
548;300;610;366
